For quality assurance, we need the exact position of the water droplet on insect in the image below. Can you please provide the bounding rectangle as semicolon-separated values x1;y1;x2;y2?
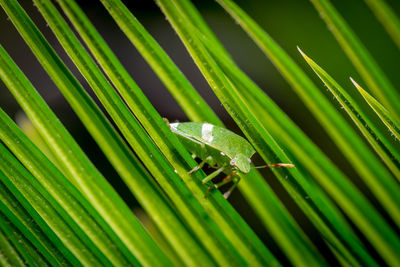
174;169;178;173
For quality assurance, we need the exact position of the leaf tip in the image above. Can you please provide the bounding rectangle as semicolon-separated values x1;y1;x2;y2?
297;46;314;65
350;77;363;93
297;46;306;57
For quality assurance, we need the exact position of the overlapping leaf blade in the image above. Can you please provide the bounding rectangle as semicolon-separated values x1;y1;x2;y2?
0;226;26;267
156;0;328;265
30;0;225;265
352;79;400;141
0;212;49;266
98;0;280;265
0;0;398;265
0;1;178;265
309;0;400;121
299;49;400;181
0;139;103;266
214;0;400;265
170;1;382;265
0;179;68;266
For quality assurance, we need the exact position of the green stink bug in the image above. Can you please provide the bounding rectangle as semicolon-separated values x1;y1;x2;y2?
168;121;294;198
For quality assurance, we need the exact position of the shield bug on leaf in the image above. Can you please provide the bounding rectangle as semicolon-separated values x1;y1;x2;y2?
167;121;294;198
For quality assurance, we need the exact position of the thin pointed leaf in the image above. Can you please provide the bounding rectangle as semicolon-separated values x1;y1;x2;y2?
156;0;329;266
352;79;400;141
101;0;222;124
0;171;80;266
214;0;400;264
299;49;400;181
199;32;377;266
0;40;164;265
0;140;103;266
0;180;68;266
99;0;282;265
216;0;400;227
0;227;25;267
49;0;249;264
0;212;49;267
0;1;174;265
166;2;376;265
309;0;400;122
46;0;252;265
31;0;222;265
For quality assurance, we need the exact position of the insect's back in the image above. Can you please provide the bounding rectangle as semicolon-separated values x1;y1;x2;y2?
170;122;255;163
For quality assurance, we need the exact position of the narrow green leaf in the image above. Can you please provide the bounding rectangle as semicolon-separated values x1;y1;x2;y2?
55;0;253;265
0;227;25;267
103;0;222;125
99;0;282;266
216;0;400;226
214;0;400;265
200;35;377;265
47;0;250;265
0;141;102;266
156;0;328;266
309;0;400;122
0;42;163;266
0;171;80;266
363;0;400;50
299;48;400;181
0;180;69;266
352;79;400;141
16;115;58;167
0;212;49;267
31;0;222;265
165;2;376;265
133;209;185;267
0;1;172;265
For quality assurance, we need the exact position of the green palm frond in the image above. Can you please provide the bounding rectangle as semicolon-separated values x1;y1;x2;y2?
0;0;399;266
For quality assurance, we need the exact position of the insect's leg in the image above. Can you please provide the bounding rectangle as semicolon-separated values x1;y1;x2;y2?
204;184;215;199
214;173;235;188
223;176;241;199
188;159;206;174
202;166;225;184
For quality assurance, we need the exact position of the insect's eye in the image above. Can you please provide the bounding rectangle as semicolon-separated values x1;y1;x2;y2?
230;159;236;166
248;158;251;163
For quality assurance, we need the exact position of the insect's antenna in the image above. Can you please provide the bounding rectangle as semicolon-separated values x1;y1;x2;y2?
252;163;295;169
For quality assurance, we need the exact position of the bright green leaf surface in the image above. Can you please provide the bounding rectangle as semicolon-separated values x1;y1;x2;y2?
0;1;173;265
0;180;68;266
352;79;400;141
300;49;400;181
31;0;220;265
99;0;280;265
157;0;327;265
0;212;50;267
214;0;400;265
0;227;25;267
167;1;376;265
0;140;100;266
310;0;400;122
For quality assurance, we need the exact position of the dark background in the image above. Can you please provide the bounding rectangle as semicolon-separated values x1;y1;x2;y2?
1;0;399;263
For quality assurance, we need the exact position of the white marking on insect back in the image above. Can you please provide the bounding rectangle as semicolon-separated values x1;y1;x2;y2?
169;123;179;133
202;123;214;142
